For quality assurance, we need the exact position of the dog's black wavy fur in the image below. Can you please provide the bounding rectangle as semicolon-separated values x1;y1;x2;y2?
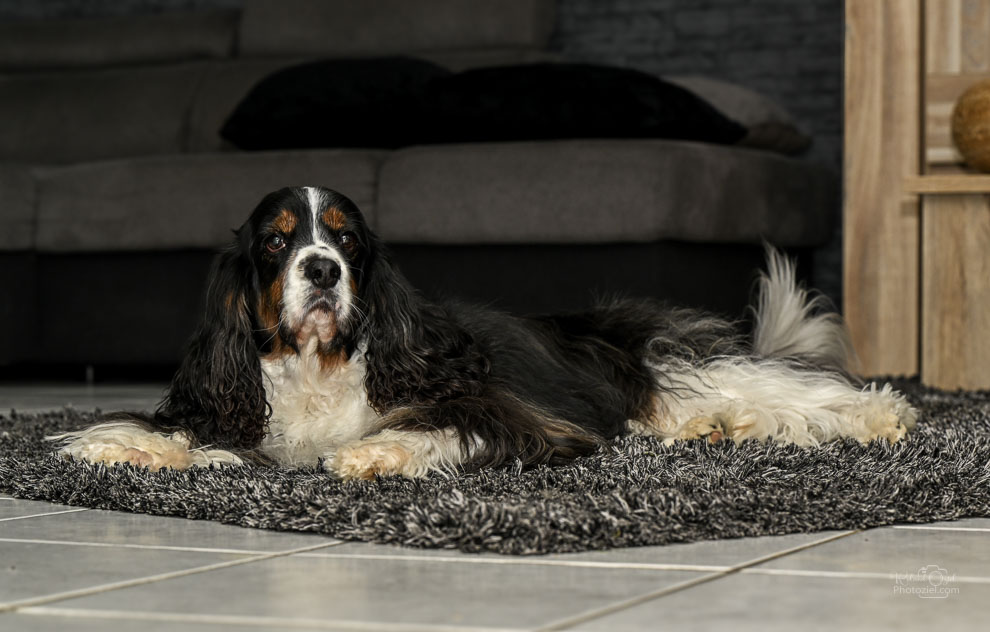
148;188;747;470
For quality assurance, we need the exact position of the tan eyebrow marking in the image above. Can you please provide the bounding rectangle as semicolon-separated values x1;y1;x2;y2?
272;208;297;234
322;206;347;231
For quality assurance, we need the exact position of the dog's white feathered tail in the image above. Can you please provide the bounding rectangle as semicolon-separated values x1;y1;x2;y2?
751;248;857;374
637;247;915;447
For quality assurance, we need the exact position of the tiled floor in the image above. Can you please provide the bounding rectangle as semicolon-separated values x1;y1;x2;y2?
2;385;988;630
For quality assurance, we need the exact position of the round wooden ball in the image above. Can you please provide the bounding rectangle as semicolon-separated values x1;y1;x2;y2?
952;79;990;172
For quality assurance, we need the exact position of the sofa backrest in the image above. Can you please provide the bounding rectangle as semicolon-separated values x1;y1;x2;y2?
238;0;555;58
0;0;558;164
0;62;212;164
0;10;238;72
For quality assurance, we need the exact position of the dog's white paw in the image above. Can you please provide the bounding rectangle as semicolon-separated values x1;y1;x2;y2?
60;436;194;471
665;414;730;444
53;422;242;471
862;410;914;443
849;384;918;444
330;439;413;480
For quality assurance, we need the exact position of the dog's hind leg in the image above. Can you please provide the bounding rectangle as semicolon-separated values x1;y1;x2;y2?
639;358;917;446
634;247;916;446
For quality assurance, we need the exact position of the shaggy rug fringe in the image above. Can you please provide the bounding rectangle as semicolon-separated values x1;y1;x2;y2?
2;379;989;555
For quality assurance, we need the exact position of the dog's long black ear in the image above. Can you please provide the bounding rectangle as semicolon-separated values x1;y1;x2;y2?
360;245;489;412
155;238;269;449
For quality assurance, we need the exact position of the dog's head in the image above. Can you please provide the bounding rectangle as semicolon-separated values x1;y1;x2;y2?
238;186;373;361
154;187;377;446
156;186;487;450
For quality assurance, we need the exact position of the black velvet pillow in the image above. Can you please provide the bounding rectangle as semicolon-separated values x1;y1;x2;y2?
221;56;451;150
221;60;747;150
425;63;747;145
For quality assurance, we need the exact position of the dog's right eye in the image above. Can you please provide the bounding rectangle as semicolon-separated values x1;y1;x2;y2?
264;234;286;253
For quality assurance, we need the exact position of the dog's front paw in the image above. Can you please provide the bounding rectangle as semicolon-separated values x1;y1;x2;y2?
61;440;194;471
331;440;413;480
52;422;244;471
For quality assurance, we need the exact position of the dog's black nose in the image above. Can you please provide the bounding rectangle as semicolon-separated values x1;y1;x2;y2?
304;259;341;289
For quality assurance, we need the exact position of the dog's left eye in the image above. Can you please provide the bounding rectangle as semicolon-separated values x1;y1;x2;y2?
340;232;357;250
264;234;286;253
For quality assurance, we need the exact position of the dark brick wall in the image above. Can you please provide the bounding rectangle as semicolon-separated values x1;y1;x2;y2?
0;0;845;299
0;0;844;169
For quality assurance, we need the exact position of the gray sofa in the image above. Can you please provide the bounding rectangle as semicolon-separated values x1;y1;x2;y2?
0;0;837;373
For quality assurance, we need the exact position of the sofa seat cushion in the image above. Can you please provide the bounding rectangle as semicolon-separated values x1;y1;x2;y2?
376;140;837;247
0;63;209;164
0;166;36;250
35;151;386;252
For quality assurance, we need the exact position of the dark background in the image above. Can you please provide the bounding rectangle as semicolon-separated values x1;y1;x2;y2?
0;0;844;301
0;0;844;307
0;0;843;168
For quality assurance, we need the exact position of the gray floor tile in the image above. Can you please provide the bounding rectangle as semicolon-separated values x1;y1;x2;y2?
756;526;990;579
52;552;706;629
570;572;989;632
0;499;85;521
0;540;252;610
309;530;849;571
3;610;303;632
0;384;165;413
0;507;340;554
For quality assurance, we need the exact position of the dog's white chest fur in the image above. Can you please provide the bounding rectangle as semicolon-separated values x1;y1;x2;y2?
259;347;380;466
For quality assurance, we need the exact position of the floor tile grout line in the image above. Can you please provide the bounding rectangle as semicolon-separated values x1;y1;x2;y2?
0;536;342;557
537;571;725;632
294;551;990;583
0;540;343;614
533;529;863;631
293;551;729;573
739;567;990;584
0;508;89;522
16;606;526;632
893;525;990;533
711;529;863;568
3;534;724;572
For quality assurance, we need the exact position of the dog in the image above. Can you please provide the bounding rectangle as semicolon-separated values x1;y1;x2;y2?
54;186;917;479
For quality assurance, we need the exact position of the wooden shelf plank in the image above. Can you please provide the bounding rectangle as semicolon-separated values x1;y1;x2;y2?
904;174;990;193
844;0;921;376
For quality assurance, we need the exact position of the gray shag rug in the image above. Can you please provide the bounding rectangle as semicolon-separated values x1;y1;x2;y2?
2;379;989;555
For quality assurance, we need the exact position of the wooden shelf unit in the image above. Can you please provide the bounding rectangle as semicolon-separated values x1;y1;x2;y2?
845;0;990;389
